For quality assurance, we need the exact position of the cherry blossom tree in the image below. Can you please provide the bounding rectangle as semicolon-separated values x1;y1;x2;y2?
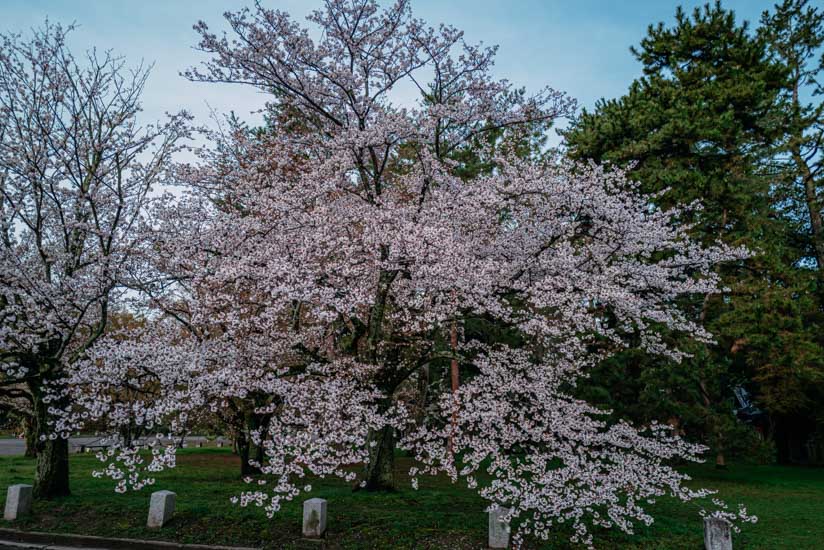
0;22;190;498
60;1;756;545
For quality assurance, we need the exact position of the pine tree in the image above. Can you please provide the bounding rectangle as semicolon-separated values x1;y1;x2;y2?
565;1;811;464
754;0;824;460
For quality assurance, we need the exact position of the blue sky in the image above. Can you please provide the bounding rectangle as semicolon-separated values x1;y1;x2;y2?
2;0;777;131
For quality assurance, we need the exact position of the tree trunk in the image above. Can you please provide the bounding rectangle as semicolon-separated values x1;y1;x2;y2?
788;139;824;269
447;317;459;457
237;411;266;477
254;441;265;469
237;432;263;477
30;377;70;499
23;415;37;458
119;421;143;448
237;433;254;477
805;186;824;265
789;75;824;280
34;436;70;498
666;416;684;437
359;259;399;492
414;365;429;425
361;423;395;491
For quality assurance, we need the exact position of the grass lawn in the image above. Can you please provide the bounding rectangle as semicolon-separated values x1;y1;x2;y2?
2;449;824;549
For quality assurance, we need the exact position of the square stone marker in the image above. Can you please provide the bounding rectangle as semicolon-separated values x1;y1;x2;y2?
147;490;176;528
488;506;512;549
4;484;33;521
704;516;732;550
302;498;327;538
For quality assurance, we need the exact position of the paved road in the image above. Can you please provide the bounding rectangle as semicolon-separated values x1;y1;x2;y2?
0;436;217;456
0;437;97;457
0;541;108;550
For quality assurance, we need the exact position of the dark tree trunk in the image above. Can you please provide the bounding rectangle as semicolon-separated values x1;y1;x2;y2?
447;317;459;456
414;365;430;425
237;433;263;477
788;74;824;283
798;160;824;284
236;412;265;477
359;260;401;492
34;436;70;498
254;442;265;467
361;423;395;491
31;387;70;498
23;415;37;458
119;421;144;448
237;433;253;476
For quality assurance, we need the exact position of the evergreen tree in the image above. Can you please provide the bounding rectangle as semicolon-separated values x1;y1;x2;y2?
565;1;811;464
756;0;824;460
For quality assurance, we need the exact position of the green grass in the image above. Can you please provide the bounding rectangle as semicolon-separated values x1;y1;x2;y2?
2;449;823;548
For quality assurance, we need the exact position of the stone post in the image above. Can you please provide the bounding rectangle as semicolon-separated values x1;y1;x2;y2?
4;485;33;520
488;505;512;549
704;516;732;550
302;498;327;538
147;490;176;528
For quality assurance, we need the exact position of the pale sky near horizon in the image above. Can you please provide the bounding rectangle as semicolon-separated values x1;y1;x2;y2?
2;0;779;136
